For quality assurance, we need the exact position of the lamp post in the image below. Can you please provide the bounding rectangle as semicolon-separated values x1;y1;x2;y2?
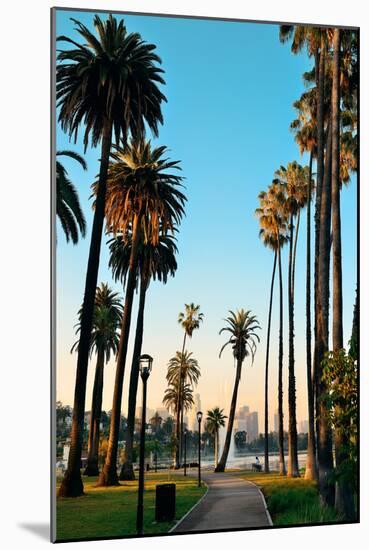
184;429;187;477
136;354;153;536
197;411;203;487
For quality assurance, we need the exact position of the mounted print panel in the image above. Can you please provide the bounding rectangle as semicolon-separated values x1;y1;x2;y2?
51;7;359;543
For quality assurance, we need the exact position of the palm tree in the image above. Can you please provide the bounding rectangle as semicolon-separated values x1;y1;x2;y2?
330;28;358;518
166;351;201;388
215;310;261;472
176;304;204;466
206;407;227;470
274;162;310;477
257;227;277;474
257;184;289;475
163;382;194;425
71;284;123;476
56;150;87;244
57;15;166;497
98;140;186;486
166;349;201;468
108;230;178;480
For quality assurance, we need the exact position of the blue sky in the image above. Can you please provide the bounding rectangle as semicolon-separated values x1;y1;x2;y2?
55;10;357;428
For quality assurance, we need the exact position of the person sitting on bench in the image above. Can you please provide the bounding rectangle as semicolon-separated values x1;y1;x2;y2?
252;456;262;471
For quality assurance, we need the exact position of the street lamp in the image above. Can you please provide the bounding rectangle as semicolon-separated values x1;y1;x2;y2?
197;411;203;487
136;354;153;535
184;429;187;477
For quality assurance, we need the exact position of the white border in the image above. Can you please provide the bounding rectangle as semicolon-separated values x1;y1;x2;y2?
2;2;367;549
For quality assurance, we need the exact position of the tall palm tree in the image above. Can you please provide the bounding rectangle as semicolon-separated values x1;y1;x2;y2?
176;304;204;467
274;162;310;477
57;15;166;496
108;230;178;480
257;229;277;473
330;28;358;518
98;140;186;486
206;407;227;470
257;184;289;475
215;310;261;472
71;283;123;476
56;150;87;244
166;349;200;467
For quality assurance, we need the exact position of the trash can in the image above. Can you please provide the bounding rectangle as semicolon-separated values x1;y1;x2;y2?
155;483;176;522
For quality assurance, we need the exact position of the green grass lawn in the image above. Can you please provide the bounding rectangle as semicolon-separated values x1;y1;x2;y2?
56;471;206;541
236;471;341;526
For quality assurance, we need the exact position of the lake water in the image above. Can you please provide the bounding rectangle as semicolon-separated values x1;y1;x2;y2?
200;451;308;471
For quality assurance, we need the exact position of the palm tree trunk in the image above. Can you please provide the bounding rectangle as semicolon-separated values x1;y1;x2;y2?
316;118;335;507
305;149;318;481
292;210;300;297
175;333;187;468
215;428;219;470
314;35;326;467
264;251;277;474
215;359;242;472
84;349;105;476
330;29;354;518
277;240;286;475
119;276;148;481
98;215;142;486
288;214;299;477
58;120;112;497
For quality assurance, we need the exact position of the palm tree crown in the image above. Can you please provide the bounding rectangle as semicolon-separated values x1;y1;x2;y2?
273;161;311;217
219;309;261;365
166;351;201;388
102;139;186;243
108;229;178;288
71;283;123;362
57;14;166;149
56;150;87;244
206;407;227;434
178;303;204;338
163;381;194;414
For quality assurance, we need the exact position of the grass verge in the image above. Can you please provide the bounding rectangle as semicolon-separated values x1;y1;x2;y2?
56;471;206;541
236;471;341;526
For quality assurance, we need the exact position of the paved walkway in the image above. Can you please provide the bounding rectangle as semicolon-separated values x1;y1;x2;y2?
172;471;271;533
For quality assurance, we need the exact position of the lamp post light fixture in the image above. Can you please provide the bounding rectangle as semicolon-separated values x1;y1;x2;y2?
184;429;187;477
136;354;153;536
197;411;203;487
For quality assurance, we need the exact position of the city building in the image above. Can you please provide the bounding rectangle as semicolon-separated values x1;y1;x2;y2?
298;420;309;434
273;411;279;433
246;411;259;442
155;407;170;420
234;405;259;442
189;393;201;431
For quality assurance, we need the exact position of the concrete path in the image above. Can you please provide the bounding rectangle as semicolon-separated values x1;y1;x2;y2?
172;471;271;533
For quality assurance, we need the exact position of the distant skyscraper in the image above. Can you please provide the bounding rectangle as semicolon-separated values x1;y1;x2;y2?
237;405;250;419
246;411;259;442
298;420;309;434
274;411;279;433
190;393;202;431
234;405;258;442
155;407;170;420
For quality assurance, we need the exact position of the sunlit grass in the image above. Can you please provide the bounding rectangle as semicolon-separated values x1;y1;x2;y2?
235;471;341;526
56;471;206;541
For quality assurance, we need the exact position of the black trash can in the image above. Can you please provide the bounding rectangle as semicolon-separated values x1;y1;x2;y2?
155;483;176;522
